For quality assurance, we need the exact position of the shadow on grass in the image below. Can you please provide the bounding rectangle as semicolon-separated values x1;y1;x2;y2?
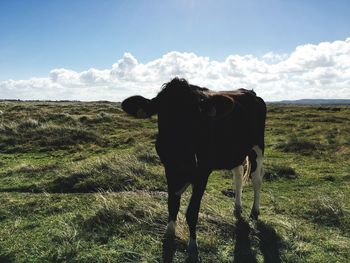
162;234;201;263
234;218;257;263
162;218;282;263
0;248;15;263
0;255;14;263
233;218;282;263
162;235;191;263
256;221;283;263
0;187;41;193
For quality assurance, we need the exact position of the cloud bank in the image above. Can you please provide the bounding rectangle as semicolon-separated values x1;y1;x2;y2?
1;38;350;101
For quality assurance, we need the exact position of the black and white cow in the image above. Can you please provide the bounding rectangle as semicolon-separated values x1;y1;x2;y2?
122;78;266;254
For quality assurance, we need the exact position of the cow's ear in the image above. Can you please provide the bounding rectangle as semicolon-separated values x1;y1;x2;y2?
121;95;158;118
200;95;234;118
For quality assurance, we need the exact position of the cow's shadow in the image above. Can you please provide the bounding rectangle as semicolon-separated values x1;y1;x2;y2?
162;218;282;263
0;246;15;263
233;218;257;262
234;218;283;263
162;234;200;263
162;234;190;263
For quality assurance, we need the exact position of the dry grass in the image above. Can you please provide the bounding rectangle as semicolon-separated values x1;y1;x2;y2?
46;154;166;193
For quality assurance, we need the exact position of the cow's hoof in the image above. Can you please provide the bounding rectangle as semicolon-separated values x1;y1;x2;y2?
186;252;200;263
186;238;199;262
250;209;259;220
164;221;176;239
234;205;242;218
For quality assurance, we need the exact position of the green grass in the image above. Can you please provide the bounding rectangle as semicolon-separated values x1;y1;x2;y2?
0;101;349;262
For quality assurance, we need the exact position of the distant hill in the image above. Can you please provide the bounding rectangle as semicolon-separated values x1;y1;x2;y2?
270;99;350;105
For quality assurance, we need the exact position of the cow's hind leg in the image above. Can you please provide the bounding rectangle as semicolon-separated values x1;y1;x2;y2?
249;145;264;220
233;165;244;218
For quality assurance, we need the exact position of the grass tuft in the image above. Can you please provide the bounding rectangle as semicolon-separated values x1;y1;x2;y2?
83;192;167;238
0;119;105;152
307;193;350;232
264;164;299;180
134;144;161;165
17;118;40;130
275;134;320;156
46;154;166;193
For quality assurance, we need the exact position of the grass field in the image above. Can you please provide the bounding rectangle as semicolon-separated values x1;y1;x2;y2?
0;101;349;262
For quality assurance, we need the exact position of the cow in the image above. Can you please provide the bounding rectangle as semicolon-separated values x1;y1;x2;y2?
121;78;266;255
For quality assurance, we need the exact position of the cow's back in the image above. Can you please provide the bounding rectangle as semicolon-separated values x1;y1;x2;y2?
197;89;266;170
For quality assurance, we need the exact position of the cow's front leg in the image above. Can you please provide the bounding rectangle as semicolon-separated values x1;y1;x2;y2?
250;145;264;220
165;192;180;238
233;165;244;218
185;172;210;255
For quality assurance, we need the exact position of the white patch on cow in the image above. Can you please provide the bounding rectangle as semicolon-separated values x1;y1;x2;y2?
252;145;263;159
251;145;264;217
175;183;190;196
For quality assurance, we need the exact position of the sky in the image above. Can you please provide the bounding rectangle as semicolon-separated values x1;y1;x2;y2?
0;0;350;101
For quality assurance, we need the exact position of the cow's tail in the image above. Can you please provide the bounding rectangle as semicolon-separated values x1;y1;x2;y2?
243;156;251;184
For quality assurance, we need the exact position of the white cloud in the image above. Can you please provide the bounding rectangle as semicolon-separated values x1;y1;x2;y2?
1;38;350;101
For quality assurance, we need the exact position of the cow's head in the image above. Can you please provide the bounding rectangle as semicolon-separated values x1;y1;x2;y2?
122;78;234;191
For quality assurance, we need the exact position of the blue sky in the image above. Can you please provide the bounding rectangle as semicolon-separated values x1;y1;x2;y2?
0;0;350;101
1;0;349;81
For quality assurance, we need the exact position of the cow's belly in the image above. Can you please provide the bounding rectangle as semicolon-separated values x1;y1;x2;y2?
197;139;250;170
198;117;252;170
210;146;249;170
